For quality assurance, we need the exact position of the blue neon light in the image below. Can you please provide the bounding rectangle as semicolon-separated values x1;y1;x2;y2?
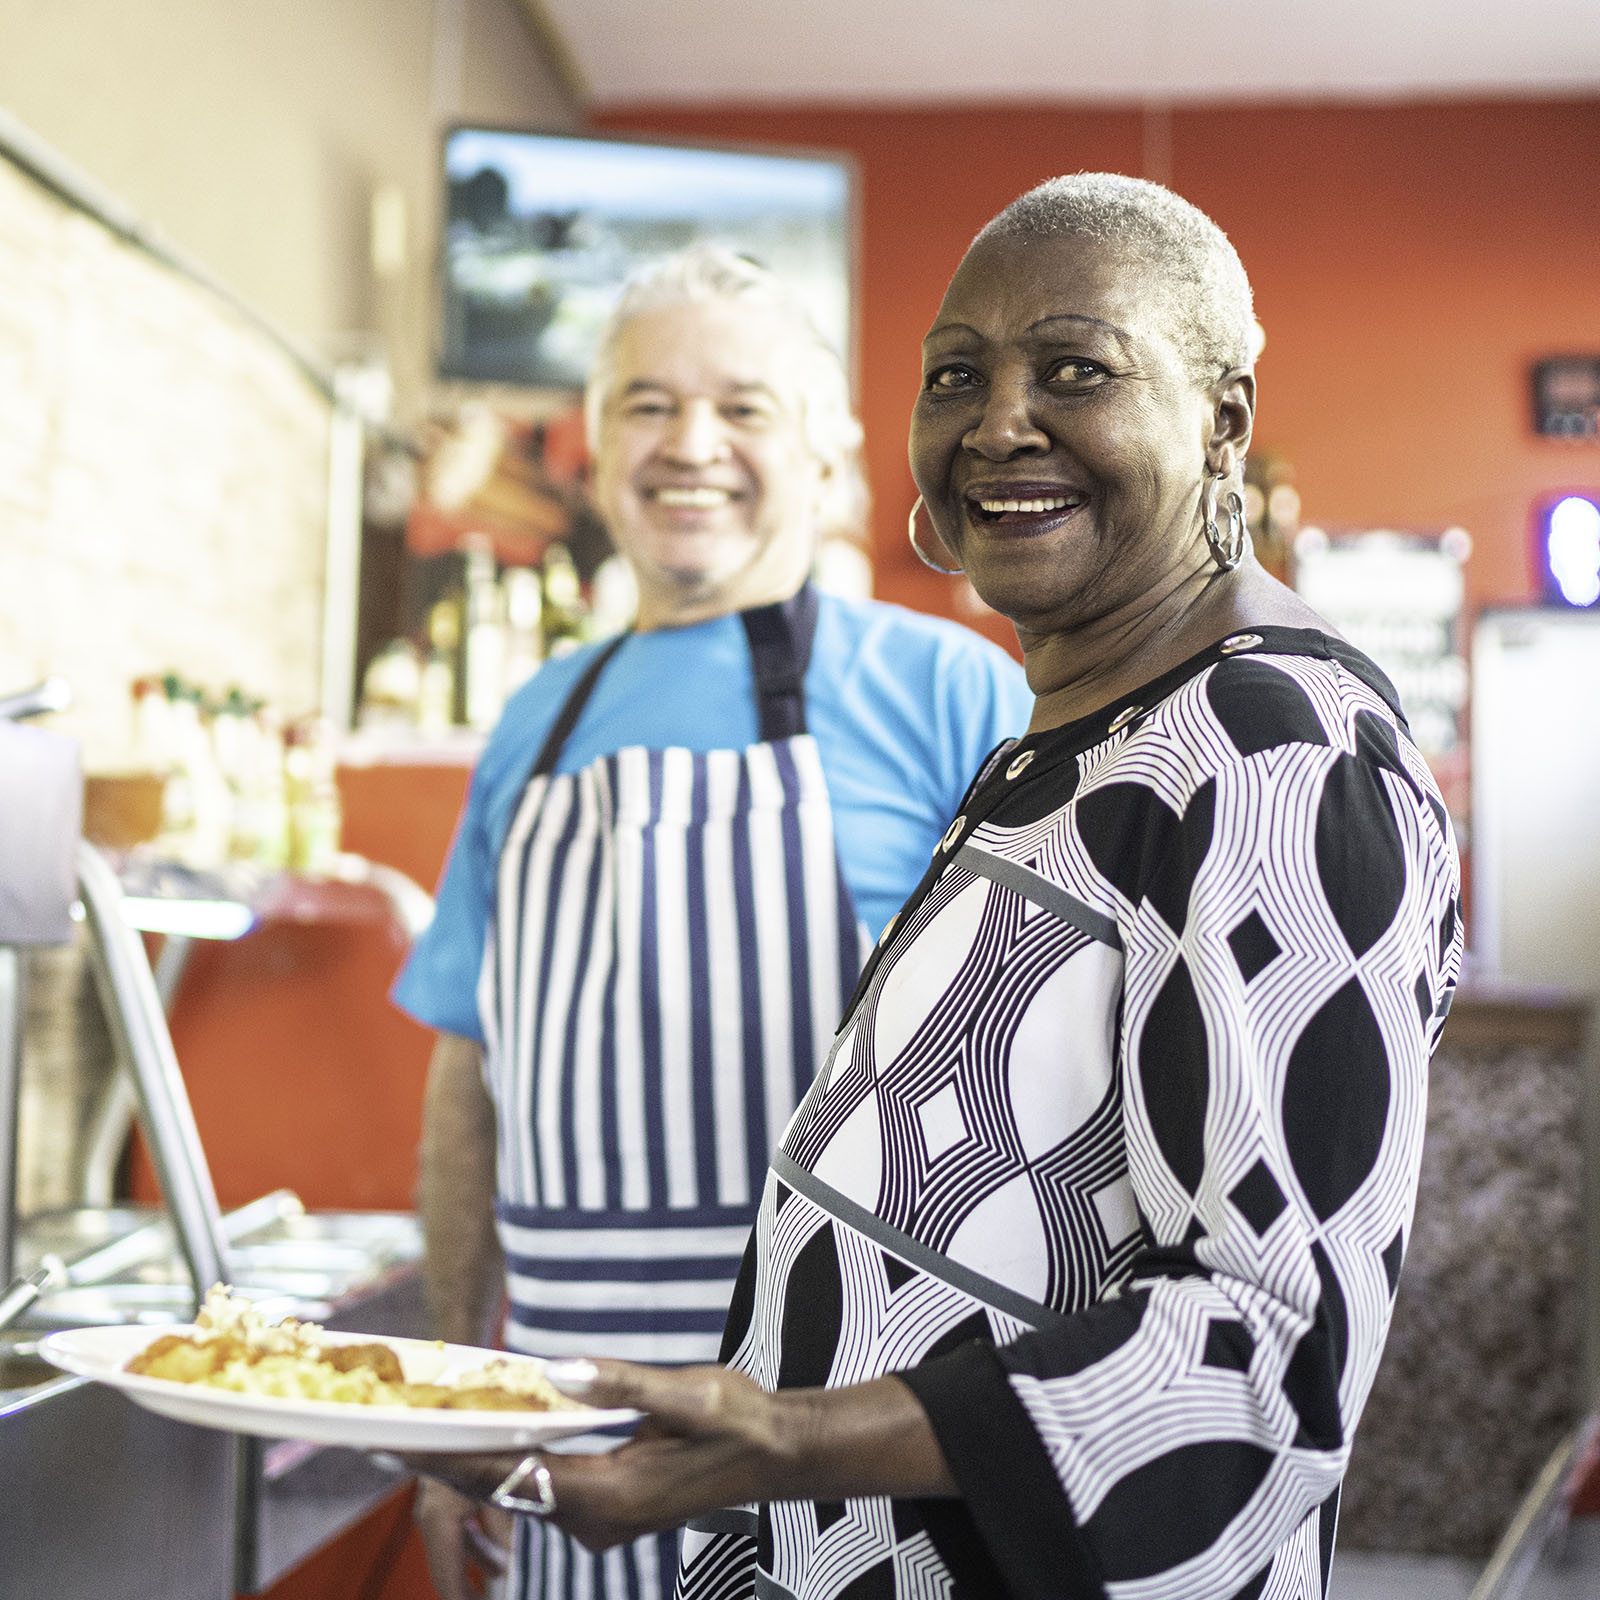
1545;495;1600;607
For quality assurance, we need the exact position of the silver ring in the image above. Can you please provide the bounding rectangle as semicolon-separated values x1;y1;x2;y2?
490;1455;557;1517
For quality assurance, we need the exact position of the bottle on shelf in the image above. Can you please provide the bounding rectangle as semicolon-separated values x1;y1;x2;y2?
155;676;229;867
540;541;589;658
130;675;175;775
131;674;295;868
356;638;423;732
418;597;461;735
210;688;253;860
502;565;544;698
247;703;291;871
185;687;232;868
285;715;342;875
462;536;507;732
154;674;196;849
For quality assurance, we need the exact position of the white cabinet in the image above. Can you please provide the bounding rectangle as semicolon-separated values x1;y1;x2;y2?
1471;608;1600;994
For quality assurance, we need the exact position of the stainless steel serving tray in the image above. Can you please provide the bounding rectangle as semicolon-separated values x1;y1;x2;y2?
10;1190;422;1329
2;1188;427;1595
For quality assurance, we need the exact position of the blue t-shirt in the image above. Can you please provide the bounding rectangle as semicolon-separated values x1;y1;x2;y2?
394;592;1033;1042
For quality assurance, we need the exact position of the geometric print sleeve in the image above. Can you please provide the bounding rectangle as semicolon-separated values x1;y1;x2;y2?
900;650;1464;1600
676;632;1462;1600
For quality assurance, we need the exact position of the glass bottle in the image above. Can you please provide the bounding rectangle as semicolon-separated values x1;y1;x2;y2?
540;542;588;659
462;538;507;732
285;715;342;875
418;599;461;735
502;566;544;697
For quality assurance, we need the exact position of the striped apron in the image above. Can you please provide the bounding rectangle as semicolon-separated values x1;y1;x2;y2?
477;585;865;1600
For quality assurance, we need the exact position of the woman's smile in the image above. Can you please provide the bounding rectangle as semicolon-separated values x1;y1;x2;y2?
964;482;1090;532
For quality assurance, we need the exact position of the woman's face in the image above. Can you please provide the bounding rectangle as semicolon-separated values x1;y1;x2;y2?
909;232;1248;636
593;299;825;623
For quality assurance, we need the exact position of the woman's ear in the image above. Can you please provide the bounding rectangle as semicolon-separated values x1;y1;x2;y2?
1206;368;1255;478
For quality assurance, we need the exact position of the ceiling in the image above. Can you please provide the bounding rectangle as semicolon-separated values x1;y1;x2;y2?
532;0;1600;107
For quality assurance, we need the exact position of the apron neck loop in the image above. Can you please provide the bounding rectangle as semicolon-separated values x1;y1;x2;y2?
741;582;818;743
524;583;820;783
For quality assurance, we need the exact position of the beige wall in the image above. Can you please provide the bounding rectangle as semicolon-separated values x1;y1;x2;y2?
0;0;579;414
0;154;333;765
0;0;576;765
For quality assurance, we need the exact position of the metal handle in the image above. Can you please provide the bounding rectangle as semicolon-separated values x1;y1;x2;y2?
0;1255;64;1333
0;950;22;1286
0;677;71;723
75;842;229;1310
1470;1412;1600;1600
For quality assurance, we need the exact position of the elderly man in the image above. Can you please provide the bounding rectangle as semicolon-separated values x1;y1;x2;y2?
393;246;1032;1600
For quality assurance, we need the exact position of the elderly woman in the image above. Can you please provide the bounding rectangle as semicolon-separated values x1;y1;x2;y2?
393;245;1032;1600
415;177;1461;1600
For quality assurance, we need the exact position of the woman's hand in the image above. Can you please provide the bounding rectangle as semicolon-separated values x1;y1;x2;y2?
404;1358;956;1553
535;1359;799;1549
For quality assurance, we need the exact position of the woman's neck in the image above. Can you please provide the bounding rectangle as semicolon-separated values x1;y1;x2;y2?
1019;558;1317;733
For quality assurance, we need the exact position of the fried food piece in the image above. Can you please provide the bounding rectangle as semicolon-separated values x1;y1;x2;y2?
323;1342;405;1383
438;1385;539;1411
392;1383;458;1408
451;1358;576;1411
129;1333;234;1383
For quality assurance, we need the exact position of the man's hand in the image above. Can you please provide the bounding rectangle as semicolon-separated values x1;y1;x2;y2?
414;1477;512;1600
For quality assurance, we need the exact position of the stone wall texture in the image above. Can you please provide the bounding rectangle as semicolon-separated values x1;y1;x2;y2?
1340;1018;1587;1556
16;932;117;1215
0;154;332;770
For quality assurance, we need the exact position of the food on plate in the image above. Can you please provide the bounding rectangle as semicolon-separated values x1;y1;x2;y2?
125;1285;579;1412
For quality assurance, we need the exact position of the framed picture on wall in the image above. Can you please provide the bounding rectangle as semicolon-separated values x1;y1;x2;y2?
437;127;857;393
1531;357;1600;439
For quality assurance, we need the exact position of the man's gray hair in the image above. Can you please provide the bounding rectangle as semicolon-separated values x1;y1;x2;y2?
976;173;1256;381
585;245;868;540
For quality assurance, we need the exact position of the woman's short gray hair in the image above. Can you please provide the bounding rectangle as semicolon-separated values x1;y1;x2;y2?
585;245;868;540
976;173;1255;381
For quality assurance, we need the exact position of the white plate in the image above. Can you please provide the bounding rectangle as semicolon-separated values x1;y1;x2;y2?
40;1324;641;1453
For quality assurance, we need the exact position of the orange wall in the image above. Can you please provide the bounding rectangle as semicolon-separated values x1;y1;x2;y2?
596;98;1600;639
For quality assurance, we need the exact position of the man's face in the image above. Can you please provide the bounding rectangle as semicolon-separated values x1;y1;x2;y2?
593;300;824;622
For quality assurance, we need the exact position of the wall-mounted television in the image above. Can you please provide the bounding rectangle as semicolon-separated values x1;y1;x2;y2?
439;128;855;391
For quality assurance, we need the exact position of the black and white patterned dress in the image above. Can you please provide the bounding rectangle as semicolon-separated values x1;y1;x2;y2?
676;628;1463;1600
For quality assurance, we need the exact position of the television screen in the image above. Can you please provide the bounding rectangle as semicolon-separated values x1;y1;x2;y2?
439;128;854;390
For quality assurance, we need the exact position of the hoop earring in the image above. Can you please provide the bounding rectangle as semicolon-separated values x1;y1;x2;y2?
1201;474;1249;573
908;496;963;575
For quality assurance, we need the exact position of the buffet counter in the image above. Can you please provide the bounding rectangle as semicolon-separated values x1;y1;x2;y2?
0;1194;425;1597
0;745;443;1598
0;1357;236;1600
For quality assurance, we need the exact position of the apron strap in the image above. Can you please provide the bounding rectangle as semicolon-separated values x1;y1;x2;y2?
527;634;629;780
740;581;818;743
524;584;821;781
